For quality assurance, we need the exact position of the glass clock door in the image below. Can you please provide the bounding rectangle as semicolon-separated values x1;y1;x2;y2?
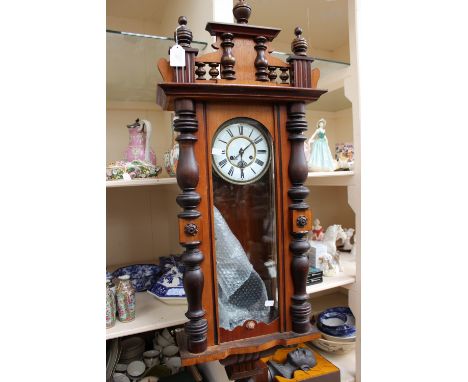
211;118;279;341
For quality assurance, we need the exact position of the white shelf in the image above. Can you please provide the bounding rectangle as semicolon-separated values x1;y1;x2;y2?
106;171;354;189
106;292;188;340
307;254;356;294
305;170;354;186
106;177;177;188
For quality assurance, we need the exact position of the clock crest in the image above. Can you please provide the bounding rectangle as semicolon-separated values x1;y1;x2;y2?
156;1;327;379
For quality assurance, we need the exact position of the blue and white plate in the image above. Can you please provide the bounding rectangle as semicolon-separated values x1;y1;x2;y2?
147;265;187;305
317;306;356;337
112;264;161;292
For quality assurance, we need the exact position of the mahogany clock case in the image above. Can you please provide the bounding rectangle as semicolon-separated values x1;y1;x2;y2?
205;102;283;344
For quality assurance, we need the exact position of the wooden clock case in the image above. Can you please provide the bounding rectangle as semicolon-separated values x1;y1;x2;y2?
156;1;327;378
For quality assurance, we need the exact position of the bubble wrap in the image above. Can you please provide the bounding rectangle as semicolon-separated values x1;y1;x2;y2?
213;206;270;330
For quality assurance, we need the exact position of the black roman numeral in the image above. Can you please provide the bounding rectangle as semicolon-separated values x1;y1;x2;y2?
218;138;227;144
221;149;226;155
240;168;244;179
228;166;234;176
249;129;253;137
254;136;263;144
258;149;267;154
238;125;243;135
219;158;227;168
255;158;264;166
226;129;233;137
251;168;257;174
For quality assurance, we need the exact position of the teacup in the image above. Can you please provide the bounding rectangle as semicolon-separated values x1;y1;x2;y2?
143;350;161;368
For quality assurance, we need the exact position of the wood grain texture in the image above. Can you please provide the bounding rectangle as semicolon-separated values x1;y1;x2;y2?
174;98;208;353
176;328;320;366
286;102;312;333
204;102;280;343
157;83;326;110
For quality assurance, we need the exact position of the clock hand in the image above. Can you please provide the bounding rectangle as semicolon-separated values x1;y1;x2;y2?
234;142;254;160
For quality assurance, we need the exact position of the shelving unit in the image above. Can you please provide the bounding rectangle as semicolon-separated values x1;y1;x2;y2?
106;292;187;340
307;254;356;294
106;171;354;189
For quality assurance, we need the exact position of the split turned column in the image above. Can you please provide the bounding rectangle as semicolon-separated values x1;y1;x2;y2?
174;99;208;353
286;102;312;333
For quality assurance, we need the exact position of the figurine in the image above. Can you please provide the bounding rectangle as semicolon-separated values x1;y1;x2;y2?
311;218;324;241
124;118;156;165
341;228;355;252
307;118;336;172
321;225;347;275
267;347;317;380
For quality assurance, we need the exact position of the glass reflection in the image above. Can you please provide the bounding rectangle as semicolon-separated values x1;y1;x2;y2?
212;126;278;331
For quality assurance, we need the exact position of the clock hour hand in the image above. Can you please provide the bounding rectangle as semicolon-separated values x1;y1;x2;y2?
234;142;253;160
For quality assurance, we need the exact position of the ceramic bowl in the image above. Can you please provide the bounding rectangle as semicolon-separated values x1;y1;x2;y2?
112;264;161;292
162;345;179;357
317;307;356;337
113;373;130;382
127;360;146;378
320;331;356;342
310;337;356;354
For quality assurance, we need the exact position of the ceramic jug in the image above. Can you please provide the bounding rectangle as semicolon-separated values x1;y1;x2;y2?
124;118;156;165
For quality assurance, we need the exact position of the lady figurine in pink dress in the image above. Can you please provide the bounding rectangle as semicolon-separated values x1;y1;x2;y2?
311;218;324;241
124;118;156;165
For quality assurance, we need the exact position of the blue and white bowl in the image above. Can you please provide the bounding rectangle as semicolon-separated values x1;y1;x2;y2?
112;264;161;292
317;307;356;337
148;265;186;305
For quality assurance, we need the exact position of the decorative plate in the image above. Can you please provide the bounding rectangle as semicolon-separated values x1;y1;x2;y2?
317;306;356;337
147;265;187;305
112;264;161;292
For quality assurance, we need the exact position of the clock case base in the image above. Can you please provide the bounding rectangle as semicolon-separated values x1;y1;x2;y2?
176;328;320;366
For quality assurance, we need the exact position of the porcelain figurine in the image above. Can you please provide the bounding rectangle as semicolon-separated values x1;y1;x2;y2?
267;347;317;379
124;118;156;165
321;225;347;275
341;228;355;252
106;280;116;328
116;275;136;322
311;218;324;241
307;118;336;172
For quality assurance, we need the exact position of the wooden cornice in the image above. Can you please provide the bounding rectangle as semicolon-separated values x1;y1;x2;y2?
205;22;281;41
157;82;327;110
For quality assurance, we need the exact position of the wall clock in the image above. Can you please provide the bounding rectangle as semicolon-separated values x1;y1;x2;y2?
156;1;327;380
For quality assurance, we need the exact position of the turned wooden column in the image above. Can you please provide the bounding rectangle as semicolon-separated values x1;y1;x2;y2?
174;99;208;353
286;102;312;333
254;36;269;81
173;16;198;84
287;27;313;88
220;32;236;79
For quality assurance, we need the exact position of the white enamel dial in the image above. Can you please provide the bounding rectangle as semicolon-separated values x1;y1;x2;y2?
212;120;271;184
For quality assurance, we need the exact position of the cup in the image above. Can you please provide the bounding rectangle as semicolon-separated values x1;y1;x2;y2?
143;350;161;368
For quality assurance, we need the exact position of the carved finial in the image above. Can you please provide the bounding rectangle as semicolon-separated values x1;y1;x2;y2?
291;26;308;56
175;16;192;47
233;0;251;24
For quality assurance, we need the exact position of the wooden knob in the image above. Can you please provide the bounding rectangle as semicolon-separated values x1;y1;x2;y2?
291;26;308;56
175;16;192;47
233;0;251;24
